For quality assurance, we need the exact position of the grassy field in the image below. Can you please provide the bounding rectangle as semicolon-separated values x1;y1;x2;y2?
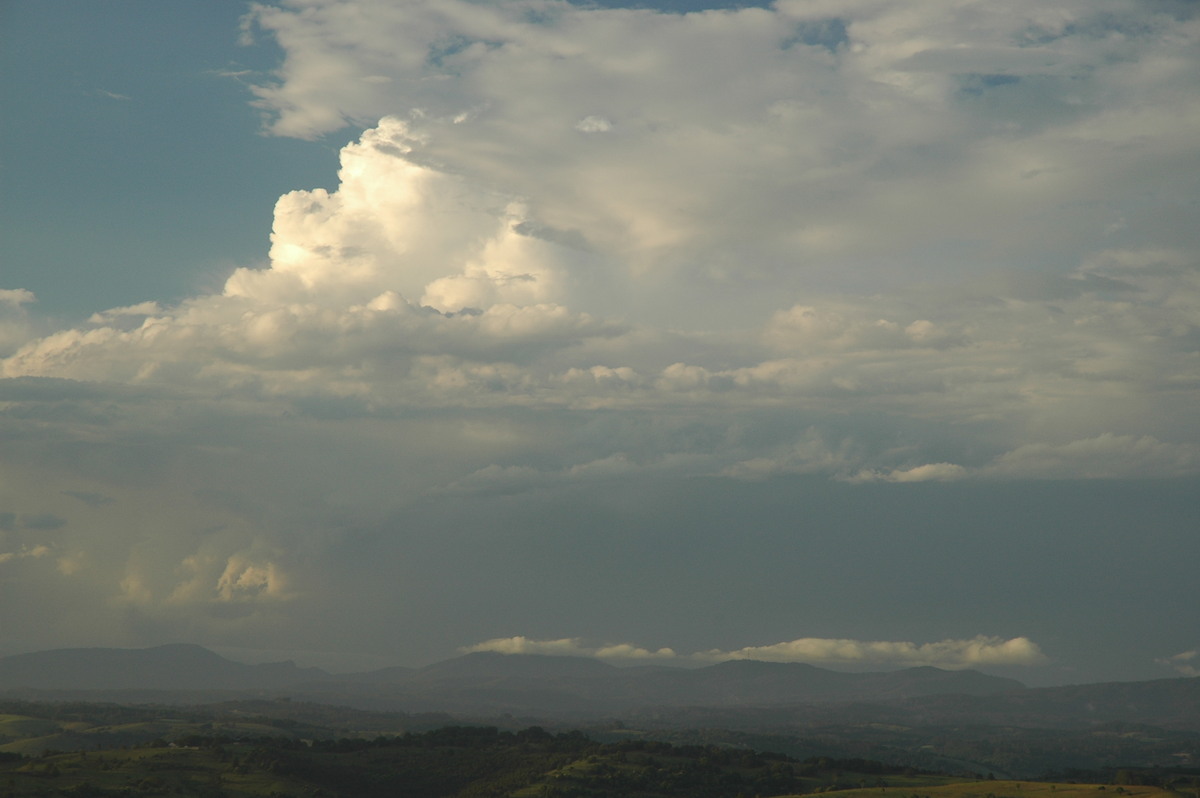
0;716;316;758
3;745;313;797
0;702;1197;798
0;738;1195;798
784;782;1188;798
0;714;61;740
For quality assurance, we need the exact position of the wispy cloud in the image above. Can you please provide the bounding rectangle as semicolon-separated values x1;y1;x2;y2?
696;636;1048;668
1156;650;1200;677
847;463;969;484
62;490;114;508
465;635;1047;669
463;637;677;661
0;544;52;565
0;290;35;307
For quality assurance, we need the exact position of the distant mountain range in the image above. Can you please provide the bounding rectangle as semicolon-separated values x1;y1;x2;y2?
314;652;1027;716
0;645;1019;710
0;643;328;691
2;644;1198;733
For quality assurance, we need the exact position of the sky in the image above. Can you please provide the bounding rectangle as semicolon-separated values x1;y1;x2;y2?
0;0;1198;687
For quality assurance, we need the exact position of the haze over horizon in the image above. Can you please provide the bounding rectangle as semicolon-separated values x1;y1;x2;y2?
1;0;1198;689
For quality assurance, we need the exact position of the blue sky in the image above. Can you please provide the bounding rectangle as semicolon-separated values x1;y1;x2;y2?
0;1;338;319
1;0;1198;685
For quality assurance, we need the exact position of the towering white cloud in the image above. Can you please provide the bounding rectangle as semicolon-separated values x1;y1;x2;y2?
243;0;1200;285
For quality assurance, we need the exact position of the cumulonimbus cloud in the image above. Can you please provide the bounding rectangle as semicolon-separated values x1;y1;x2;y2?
3;1;1197;484
465;635;1047;669
0;0;1196;664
